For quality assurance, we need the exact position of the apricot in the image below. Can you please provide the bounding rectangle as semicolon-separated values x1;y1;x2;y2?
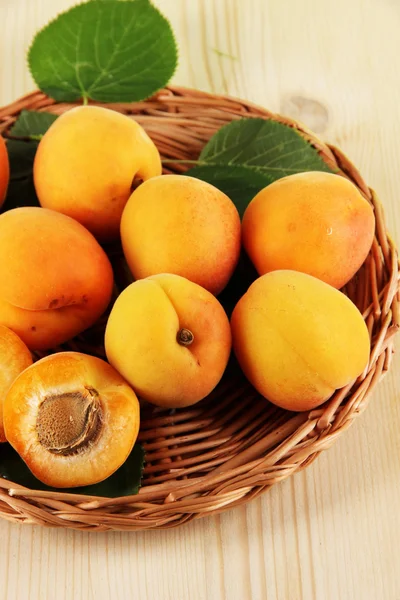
242;172;375;289
34;106;162;242
105;273;232;407
120;175;241;295
0;207;113;350
3;352;140;488
0;326;32;442
0;136;9;208
231;270;370;411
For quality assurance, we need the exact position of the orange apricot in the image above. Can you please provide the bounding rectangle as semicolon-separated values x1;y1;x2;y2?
34;106;162;241
0;326;32;442
0;136;9;208
3;352;140;488
0;207;114;350
242;172;375;289
120;175;241;295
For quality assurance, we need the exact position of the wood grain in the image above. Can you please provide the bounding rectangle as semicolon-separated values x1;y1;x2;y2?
1;0;400;598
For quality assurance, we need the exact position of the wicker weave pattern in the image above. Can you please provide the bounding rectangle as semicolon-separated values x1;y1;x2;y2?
0;86;398;531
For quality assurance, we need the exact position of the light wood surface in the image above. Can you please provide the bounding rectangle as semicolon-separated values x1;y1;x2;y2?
1;1;400;598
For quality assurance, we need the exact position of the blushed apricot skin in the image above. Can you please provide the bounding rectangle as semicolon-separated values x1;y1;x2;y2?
0;136;9;208
34;106;162;242
231;270;370;412
121;175;241;295
0;207;114;350
3;352;140;488
0;326;32;442
105;273;232;408
242;172;375;289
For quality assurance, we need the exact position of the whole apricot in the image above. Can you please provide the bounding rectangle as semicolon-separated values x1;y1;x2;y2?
34;106;162;242
242;172;375;289
0;136;9;208
231;270;370;411
3;352;140;488
0;326;32;442
120;175;241;295
105;273;232;407
0;207;113;350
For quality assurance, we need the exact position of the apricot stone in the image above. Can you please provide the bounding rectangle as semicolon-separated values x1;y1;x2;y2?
0;136;9;208
121;175;241;295
34;106;162;241
242;172;375;289
105;273;232;407
3;352;140;488
0;207;113;350
231;270;370;411
0;326;32;442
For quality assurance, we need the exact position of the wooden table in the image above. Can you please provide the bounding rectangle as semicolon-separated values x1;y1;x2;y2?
1;1;399;598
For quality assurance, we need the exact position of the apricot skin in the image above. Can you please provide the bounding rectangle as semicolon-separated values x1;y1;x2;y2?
105;273;232;408
242;172;375;289
0;136;9;208
0;207;114;350
34;106;162;242
231;270;370;412
120;175;241;295
0;326;32;442
3;352;140;488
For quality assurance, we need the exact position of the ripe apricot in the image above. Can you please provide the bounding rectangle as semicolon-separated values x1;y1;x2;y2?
231;270;370;411
105;273;232;408
0;136;9;208
3;352;140;488
242;172;375;289
0;326;32;442
0;207;113;350
120;175;241;295
34;106;162;242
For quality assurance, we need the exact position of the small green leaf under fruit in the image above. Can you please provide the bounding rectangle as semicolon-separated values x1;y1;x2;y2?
0;442;145;497
28;0;178;103
2;140;40;212
9;110;58;140
188;118;334;216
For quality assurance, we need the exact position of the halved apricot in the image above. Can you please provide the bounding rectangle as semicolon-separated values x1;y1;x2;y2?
3;352;140;488
0;325;32;442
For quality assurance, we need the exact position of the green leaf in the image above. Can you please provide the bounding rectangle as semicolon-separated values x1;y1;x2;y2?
28;0;178;103
188;165;273;219
9;110;58;140
187;118;334;216
0;442;145;497
2;140;40;212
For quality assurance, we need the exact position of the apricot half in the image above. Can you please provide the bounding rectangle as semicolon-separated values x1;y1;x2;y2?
0;136;9;208
0;326;32;442
3;352;140;488
34;106;162;242
105;273;232;407
231;270;370;411
242;172;375;289
121;175;241;295
0;207;114;350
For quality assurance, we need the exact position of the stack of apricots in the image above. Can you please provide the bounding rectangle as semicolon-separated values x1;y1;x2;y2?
0;107;375;488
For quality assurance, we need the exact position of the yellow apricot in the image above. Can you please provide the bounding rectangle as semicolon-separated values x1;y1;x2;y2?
34;106;162;241
105;273;232;407
231;270;370;411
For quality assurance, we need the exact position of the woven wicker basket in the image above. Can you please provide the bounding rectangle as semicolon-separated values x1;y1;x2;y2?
0;86;398;532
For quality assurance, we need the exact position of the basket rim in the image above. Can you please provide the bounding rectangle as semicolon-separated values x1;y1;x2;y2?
0;86;399;531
